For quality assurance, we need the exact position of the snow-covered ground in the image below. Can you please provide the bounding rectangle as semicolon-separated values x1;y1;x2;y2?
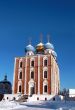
0;100;75;110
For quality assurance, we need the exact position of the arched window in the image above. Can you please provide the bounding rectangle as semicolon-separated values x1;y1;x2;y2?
44;59;47;66
31;71;34;79
31;60;34;67
19;72;22;79
19;85;21;92
44;71;47;78
20;61;22;68
44;85;47;93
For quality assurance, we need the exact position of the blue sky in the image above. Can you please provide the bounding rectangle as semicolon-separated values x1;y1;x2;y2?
0;0;75;89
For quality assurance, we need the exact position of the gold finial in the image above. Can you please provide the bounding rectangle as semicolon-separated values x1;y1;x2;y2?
40;33;43;43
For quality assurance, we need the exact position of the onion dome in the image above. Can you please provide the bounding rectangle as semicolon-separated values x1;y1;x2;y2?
1;75;11;85
52;51;57;57
0;75;12;94
44;42;54;50
25;44;35;52
36;42;44;53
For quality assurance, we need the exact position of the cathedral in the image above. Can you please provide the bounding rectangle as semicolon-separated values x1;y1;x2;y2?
13;38;60;96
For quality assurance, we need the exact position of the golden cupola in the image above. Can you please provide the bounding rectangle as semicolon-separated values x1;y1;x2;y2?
36;42;44;54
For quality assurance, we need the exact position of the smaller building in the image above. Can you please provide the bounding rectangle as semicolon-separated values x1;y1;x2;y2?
0;75;12;94
69;89;75;97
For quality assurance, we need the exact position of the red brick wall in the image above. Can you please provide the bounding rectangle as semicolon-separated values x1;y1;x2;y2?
34;57;38;94
40;56;43;94
22;58;25;94
14;58;19;93
13;55;58;95
26;57;30;94
48;55;51;94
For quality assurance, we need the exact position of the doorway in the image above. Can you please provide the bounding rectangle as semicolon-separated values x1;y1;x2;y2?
30;86;34;95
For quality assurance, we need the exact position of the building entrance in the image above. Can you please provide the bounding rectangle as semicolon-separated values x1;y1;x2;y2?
30;87;34;95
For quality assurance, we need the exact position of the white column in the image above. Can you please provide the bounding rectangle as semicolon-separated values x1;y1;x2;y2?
38;55;40;94
51;64;53;94
54;61;57;94
24;57;27;94
55;71;56;94
57;67;60;94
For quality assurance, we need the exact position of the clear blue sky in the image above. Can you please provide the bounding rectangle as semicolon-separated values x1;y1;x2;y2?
0;0;75;89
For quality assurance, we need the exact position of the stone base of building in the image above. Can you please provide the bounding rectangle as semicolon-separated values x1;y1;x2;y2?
3;94;63;102
28;94;63;102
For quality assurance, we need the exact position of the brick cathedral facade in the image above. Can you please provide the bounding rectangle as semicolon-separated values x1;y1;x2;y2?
13;39;60;96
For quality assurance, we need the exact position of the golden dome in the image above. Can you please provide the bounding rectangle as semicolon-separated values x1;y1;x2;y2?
36;42;44;53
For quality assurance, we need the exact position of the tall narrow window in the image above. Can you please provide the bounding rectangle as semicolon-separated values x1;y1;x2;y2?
44;59;47;66
44;71;47;78
19;85;21;92
31;71;34;79
20;62;22;68
44;85;47;93
31;61;34;67
19;72;22;79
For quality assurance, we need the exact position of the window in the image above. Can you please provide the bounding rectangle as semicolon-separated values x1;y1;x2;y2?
45;98;47;101
37;97;39;100
44;85;47;93
44;71;47;78
28;53;29;55
19;85;21;92
31;71;34;79
7;97;8;100
20;62;22;68
19;72;22;79
31;60;34;67
44;59;47;66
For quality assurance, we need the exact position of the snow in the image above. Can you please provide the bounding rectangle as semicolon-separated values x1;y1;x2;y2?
0;100;75;110
0;100;27;110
